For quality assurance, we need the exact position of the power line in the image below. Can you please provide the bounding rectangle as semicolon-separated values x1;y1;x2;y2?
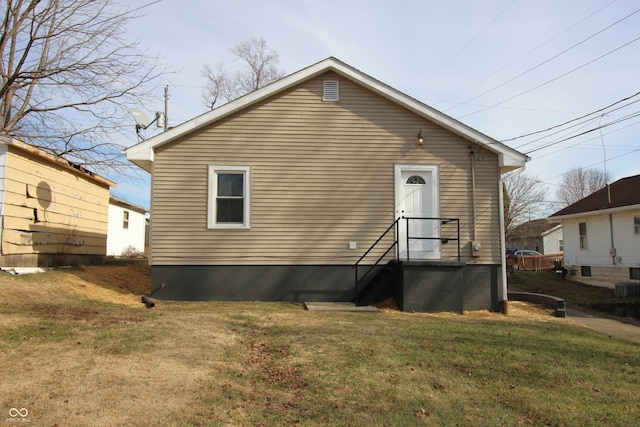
511;144;640;192
502;90;640;143
516;117;598;151
532;118;640;159
541;146;640;183
441;0;617;103
412;0;516;89
525;110;640;154
129;0;163;13
447;3;638;113
512;99;640;152
458;34;640;119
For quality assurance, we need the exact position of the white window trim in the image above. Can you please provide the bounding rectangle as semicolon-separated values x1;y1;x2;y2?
633;214;640;236
208;165;251;229
578;221;588;250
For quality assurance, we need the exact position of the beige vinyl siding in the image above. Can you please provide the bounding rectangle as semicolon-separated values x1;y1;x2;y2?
1;146;110;255
151;71;501;265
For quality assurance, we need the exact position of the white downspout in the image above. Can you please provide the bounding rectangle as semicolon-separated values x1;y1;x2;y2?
499;167;525;314
470;150;477;242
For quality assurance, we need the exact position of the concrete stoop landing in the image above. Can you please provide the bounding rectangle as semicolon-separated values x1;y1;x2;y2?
303;302;380;312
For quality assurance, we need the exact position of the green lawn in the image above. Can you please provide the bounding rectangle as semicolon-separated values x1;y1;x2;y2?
0;268;639;426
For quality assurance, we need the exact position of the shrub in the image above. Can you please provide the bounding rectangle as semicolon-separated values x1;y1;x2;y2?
120;245;143;258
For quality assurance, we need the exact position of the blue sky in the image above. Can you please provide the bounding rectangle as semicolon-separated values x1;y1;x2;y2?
113;0;640;214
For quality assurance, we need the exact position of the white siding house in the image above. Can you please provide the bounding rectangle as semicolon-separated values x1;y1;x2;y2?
107;195;148;257
506;219;563;254
541;224;563;254
549;175;640;288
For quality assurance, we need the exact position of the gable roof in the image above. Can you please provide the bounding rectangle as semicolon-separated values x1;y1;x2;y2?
125;57;528;173
549;174;640;219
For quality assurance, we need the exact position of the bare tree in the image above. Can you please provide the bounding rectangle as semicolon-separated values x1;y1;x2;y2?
555;166;611;207
202;37;285;109
0;0;167;174
503;173;548;240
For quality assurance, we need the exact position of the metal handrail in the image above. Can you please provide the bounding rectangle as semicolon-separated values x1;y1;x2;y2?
402;216;461;262
353;217;400;306
352;216;461;306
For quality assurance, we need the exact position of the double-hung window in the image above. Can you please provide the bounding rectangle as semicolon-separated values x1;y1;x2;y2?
579;222;588;250
634;215;640;236
208;166;250;229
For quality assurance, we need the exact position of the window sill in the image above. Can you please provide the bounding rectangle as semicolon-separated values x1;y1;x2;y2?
208;224;250;230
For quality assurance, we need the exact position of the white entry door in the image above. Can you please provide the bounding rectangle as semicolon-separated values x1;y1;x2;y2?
395;165;440;260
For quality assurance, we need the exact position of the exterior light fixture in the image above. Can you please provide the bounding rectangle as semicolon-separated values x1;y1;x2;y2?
417;129;424;145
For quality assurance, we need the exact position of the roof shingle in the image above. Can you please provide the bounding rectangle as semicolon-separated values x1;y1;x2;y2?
550;174;640;217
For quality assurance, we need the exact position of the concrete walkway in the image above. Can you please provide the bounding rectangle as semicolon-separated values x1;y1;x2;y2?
566;307;640;344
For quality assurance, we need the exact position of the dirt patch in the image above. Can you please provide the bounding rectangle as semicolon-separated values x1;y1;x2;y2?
70;262;152;295
378;298;563;322
0;261;151;308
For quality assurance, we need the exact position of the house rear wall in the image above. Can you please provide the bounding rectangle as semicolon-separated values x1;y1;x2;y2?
151;71;501;268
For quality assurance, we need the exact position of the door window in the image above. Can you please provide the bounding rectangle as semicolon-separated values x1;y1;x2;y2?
406;175;426;185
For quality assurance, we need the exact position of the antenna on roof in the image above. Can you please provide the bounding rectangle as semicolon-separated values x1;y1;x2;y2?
129;108;165;141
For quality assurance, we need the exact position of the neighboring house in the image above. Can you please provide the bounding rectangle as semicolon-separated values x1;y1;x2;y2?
0;136;115;267
107;195;148;257
542;224;563;255
549;174;640;288
126;57;528;312
506;219;563;254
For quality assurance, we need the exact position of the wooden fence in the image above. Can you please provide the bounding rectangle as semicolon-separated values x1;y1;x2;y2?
514;253;564;272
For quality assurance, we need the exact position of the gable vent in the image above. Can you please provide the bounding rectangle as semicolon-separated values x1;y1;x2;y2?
323;80;339;101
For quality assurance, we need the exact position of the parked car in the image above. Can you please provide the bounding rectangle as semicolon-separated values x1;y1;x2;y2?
513;250;542;257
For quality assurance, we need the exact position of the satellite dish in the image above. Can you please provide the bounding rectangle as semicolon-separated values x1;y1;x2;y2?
129;108;165;141
129;108;151;128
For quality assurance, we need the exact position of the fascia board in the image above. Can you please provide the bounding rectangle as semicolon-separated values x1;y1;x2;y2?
550;203;640;220
109;195;148;213
540;224;562;236
499;150;531;168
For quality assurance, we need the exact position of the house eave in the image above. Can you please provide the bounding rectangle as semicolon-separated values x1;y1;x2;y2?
109;195;149;213
549;203;640;221
540;224;562;236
